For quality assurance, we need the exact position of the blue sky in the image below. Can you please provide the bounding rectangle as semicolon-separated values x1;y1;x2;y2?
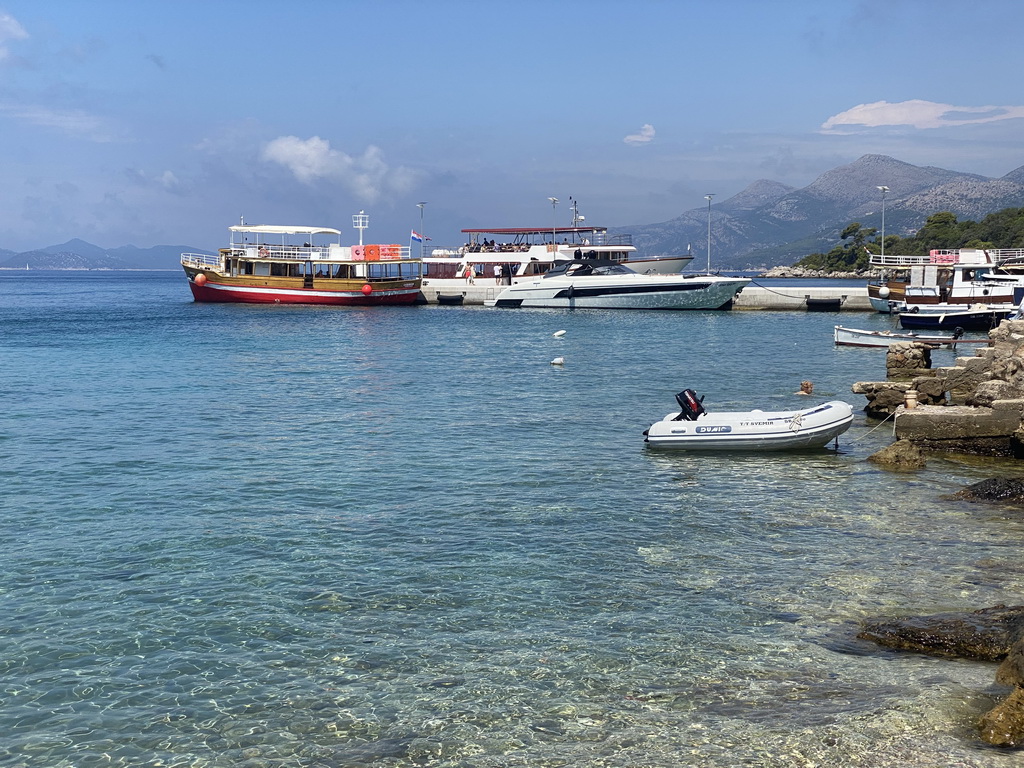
1;0;1022;252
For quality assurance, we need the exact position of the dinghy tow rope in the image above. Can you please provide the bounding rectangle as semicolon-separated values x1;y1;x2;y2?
846;411;897;443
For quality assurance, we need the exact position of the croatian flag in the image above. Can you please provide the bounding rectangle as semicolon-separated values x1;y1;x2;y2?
411;230;429;242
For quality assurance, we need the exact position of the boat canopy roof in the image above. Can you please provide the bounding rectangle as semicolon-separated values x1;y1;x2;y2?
229;225;342;236
461;226;608;236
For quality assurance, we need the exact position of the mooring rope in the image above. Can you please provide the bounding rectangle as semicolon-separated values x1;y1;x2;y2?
846;411;897;443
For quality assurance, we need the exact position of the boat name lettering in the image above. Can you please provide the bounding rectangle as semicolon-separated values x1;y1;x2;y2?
695;425;732;434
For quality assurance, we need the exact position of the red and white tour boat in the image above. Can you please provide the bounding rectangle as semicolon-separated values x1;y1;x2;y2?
181;223;422;305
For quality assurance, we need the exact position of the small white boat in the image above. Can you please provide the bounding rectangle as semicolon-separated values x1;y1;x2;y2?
644;389;854;451
486;259;749;310
833;325;983;348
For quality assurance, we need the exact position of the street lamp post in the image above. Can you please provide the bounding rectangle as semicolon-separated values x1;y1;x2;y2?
704;194;715;274
548;197;559;257
416;202;427;259
877;186;889;261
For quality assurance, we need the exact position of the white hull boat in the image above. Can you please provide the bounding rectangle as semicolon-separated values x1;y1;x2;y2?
833;325;984;348
644;389;854;451
486;259;748;310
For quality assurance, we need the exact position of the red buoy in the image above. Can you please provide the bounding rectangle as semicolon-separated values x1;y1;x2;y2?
194;273;207;286
361;283;373;296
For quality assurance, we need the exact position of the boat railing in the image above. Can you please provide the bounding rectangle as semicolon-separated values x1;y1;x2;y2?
181;252;220;268
603;233;633;246
226;244;414;261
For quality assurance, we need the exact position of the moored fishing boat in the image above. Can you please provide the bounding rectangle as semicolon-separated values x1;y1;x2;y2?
868;248;1024;313
898;304;1014;332
643;389;854;450
484;259;748;310
833;325;986;348
181;223;422;305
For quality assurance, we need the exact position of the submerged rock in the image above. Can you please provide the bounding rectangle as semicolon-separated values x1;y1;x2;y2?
953;477;1024;504
979;685;1024;748
866;439;926;470
858;604;1024;661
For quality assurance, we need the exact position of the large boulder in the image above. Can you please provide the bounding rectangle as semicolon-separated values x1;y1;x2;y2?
866;439;926;470
979;685;1024;748
851;381;910;418
967;379;1018;407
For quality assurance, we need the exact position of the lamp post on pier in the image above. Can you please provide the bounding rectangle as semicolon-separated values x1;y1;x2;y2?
548;197;559;255
877;186;889;261
416;202;427;259
704;194;715;274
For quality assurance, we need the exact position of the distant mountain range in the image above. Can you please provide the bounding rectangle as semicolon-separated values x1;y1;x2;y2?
616;154;1024;269
0;239;204;270
3;154;1023;271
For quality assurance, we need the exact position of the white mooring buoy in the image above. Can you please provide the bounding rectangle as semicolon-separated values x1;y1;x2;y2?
550;357;565;366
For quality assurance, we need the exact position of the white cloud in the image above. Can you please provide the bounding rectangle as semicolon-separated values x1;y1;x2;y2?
821;100;1024;132
623;124;656;145
261;135;419;202
0;12;27;61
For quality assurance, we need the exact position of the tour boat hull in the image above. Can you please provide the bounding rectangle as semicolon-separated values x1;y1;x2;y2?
185;276;421;305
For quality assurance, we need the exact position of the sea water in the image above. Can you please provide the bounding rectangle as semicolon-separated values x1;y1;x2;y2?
1;270;1023;767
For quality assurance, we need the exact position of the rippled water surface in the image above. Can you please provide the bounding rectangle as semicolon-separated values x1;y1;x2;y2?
2;271;1023;767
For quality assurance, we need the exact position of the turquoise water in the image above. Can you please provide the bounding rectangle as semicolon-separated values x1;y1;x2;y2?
2;271;1023;767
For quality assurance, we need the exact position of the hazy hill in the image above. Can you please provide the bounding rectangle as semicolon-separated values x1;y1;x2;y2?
3;153;1024;270
0;242;208;270
622;154;1024;269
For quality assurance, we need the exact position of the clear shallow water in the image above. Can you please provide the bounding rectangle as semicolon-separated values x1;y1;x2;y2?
1;271;1023;767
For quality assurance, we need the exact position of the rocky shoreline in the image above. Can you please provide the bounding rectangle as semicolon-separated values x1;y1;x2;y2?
759;265;872;279
852;320;1024;746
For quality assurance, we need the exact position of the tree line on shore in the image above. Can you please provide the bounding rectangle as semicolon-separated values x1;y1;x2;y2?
794;207;1024;273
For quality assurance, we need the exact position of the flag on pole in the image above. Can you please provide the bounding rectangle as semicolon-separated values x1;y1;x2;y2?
411;230;429;242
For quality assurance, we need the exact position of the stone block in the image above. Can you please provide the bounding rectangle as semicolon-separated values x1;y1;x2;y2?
993;399;1024;413
895;405;1023;441
959;356;992;373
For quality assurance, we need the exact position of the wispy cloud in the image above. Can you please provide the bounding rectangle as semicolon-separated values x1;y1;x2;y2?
0;103;113;141
623;124;655;145
0;12;28;61
261;135;420;202
821;100;1024;132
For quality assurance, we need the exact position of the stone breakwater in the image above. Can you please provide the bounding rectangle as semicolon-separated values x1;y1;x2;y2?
853;320;1024;457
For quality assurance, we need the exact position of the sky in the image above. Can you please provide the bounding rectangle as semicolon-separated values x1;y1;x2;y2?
0;0;1023;252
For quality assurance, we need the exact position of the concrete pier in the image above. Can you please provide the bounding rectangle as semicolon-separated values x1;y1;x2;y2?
419;282;870;310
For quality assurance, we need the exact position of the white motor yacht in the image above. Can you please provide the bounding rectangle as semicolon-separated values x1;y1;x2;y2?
484;259;749;310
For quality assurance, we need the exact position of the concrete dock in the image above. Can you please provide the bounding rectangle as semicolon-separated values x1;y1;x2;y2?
419;282;871;310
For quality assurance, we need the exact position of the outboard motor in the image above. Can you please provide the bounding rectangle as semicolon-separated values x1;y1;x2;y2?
673;389;706;421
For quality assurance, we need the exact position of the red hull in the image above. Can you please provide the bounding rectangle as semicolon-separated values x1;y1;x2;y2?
188;280;421;305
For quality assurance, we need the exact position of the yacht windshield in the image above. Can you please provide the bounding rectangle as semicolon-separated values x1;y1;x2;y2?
545;260;637;278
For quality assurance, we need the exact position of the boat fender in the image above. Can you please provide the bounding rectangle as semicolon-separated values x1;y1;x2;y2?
194;273;207;286
911;306;919;313
361;284;373;295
